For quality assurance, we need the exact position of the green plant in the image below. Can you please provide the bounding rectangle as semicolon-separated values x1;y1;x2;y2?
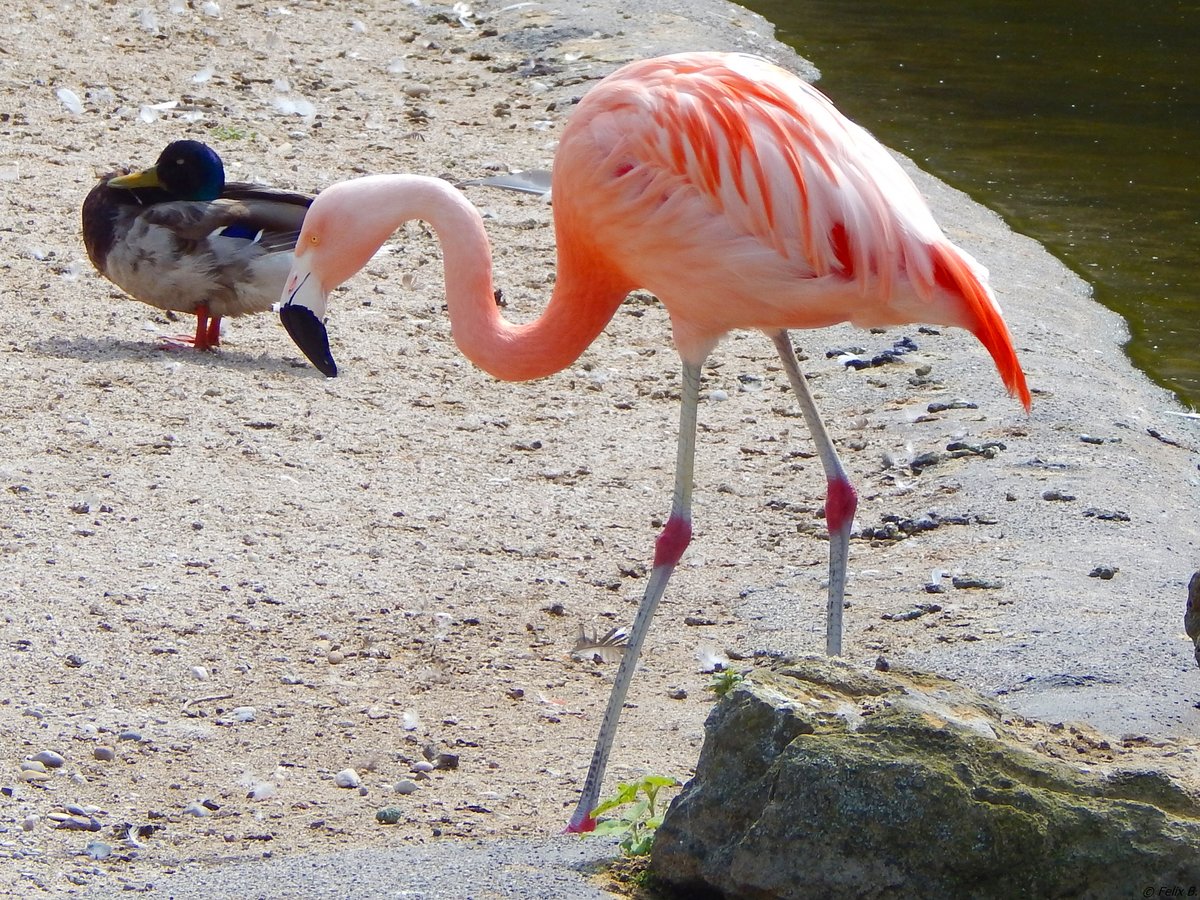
209;125;255;142
706;668;744;698
589;774;679;856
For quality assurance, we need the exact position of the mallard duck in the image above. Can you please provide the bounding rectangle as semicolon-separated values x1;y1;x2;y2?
82;139;318;355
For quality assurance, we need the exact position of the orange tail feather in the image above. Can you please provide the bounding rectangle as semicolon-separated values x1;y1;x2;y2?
931;244;1031;412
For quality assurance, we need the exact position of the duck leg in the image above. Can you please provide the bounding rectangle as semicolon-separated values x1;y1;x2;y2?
162;304;222;351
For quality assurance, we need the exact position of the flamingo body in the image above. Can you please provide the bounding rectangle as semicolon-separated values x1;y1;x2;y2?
278;51;1030;832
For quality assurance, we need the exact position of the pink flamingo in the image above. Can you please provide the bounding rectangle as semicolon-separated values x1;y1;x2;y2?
278;52;1031;833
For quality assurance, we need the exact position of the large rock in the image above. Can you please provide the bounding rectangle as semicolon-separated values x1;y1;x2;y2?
651;657;1200;899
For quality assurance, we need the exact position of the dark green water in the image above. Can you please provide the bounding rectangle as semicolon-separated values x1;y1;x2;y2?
740;0;1199;410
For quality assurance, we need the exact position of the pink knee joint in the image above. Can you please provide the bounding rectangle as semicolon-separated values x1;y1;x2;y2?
825;478;858;533
653;514;693;568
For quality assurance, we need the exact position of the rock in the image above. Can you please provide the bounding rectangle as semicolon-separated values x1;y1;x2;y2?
1089;565;1119;580
1186;572;1200;667
93;745;115;762
376;806;405;824
652;657;1200;899
951;574;1003;590
394;780;419;795
334;768;361;788
32;750;65;769
1042;488;1077;501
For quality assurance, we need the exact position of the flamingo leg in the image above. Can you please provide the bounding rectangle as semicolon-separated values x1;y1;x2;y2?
565;358;702;833
770;330;857;657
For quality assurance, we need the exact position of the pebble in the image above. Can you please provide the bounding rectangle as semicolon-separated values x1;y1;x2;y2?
189;666;209;681
952;575;1004;590
19;769;52;784
21;815;39;832
93;746;115;762
376;806;405;825
334;768;361;789
909;451;943;473
117;730;142;742
1089;565;1119;580
882;603;943;621
33;750;66;768
433;753;459;771
667;687;689;700
231;706;257;723
20;760;48;774
926;399;978;413
1042;488;1076;501
394;780;419;795
411;760;435;774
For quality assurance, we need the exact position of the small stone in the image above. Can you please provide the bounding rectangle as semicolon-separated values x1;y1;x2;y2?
926;399;978;413
909;451;943;473
117;730;142;742
189;666;209;681
20;760;48;773
433;753;459;771
668;687;689;700
411;760;435;774
21;815;39;831
394;780;419;795
1079;434;1104;445
33;750;66;769
1042;489;1076;502
93;746;115;762
334;768;361;788
951;575;1004;590
19;769;52;783
327;649;346;665
376;806;405;825
1088;565;1119;580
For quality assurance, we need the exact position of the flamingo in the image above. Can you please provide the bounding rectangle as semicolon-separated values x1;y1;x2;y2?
277;51;1031;833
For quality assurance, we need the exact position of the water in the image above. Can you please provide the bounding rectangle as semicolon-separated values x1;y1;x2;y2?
740;0;1199;409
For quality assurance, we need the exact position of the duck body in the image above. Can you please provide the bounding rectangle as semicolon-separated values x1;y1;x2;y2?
82;140;314;350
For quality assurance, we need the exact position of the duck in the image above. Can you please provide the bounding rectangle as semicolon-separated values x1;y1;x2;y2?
82;139;326;365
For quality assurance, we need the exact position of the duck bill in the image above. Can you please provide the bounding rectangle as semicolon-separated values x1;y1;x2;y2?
279;260;338;377
107;166;162;189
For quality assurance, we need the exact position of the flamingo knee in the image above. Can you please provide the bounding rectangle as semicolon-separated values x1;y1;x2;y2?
653;514;693;569
825;477;858;534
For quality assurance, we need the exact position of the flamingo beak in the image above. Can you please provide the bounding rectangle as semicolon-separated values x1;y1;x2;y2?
279;259;338;377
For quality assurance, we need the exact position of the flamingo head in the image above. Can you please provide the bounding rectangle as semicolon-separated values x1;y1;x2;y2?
279;249;338;377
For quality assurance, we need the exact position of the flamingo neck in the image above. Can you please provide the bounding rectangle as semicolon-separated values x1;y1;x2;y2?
337;175;632;382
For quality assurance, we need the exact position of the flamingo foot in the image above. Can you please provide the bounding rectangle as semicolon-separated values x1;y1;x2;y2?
564;815;597;835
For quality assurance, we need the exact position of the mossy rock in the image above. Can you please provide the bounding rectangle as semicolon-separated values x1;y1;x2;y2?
652;656;1200;899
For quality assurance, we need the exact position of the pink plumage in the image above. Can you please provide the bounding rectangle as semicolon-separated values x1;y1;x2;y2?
278;50;1031;832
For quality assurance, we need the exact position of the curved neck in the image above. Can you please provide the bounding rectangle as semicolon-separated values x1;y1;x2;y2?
333;175;632;381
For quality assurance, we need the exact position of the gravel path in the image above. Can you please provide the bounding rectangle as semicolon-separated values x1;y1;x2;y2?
1;0;1196;894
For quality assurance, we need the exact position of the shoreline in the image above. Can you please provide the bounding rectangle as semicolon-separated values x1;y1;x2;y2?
2;0;1196;894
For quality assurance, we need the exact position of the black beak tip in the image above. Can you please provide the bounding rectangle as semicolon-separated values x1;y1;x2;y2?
280;304;338;377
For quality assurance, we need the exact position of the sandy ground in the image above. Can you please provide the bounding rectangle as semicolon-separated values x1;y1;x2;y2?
1;0;1198;895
